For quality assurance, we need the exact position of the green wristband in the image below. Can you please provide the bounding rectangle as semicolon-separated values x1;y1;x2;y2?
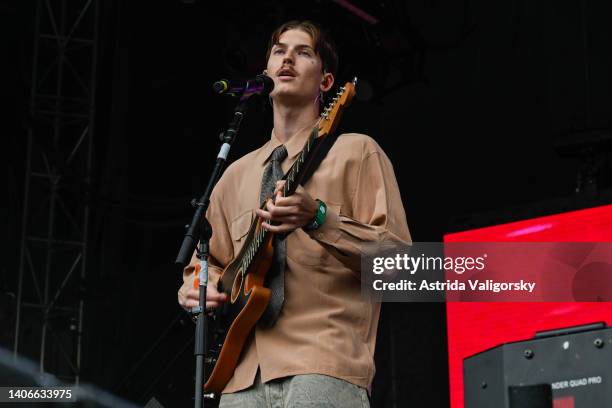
303;199;327;231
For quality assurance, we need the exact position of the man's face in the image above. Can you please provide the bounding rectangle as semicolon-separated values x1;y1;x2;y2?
266;29;333;105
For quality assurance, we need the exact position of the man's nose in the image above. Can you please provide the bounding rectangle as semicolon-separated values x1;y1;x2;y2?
282;54;294;65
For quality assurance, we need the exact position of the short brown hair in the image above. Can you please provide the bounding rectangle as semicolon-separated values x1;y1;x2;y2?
266;20;339;78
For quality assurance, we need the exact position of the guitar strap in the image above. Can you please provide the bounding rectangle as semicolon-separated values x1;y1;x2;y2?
298;130;340;188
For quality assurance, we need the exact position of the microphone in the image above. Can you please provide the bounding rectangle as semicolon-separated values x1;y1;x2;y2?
212;74;274;97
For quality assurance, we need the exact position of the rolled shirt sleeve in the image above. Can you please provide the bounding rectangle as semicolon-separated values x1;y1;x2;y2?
182;177;235;289
305;148;411;274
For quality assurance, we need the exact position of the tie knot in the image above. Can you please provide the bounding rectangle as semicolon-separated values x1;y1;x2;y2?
270;145;288;162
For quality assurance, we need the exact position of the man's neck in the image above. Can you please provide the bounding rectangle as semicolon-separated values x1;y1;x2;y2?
272;102;319;143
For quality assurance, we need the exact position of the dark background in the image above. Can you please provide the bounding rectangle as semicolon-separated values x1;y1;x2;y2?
2;0;611;407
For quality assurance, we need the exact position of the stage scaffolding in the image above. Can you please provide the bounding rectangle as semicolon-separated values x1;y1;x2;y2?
14;0;100;384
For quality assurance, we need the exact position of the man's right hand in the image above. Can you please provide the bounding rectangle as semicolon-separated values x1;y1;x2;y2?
178;273;228;311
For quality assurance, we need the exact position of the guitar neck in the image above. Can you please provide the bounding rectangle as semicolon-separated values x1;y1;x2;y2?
280;129;319;197
279;80;355;198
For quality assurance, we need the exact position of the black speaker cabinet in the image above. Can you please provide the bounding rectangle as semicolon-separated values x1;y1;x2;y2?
464;323;612;408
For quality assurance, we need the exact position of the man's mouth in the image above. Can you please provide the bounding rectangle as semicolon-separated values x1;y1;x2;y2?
277;68;297;78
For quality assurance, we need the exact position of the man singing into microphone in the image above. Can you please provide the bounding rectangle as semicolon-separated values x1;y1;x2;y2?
178;20;411;407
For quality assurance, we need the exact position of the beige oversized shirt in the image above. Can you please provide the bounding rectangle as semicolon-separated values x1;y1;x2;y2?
183;126;411;393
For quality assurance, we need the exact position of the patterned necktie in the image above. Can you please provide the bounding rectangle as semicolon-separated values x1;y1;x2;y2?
259;144;288;327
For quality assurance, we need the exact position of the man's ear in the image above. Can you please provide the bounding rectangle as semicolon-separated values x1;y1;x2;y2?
320;72;334;93
263;69;268;75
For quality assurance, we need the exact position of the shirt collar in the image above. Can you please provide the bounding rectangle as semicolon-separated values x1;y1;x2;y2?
258;122;318;165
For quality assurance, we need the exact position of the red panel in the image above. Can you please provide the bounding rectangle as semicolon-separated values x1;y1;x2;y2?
444;204;612;408
554;396;575;408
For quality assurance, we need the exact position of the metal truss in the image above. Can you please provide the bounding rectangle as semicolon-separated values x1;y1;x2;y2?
14;0;99;385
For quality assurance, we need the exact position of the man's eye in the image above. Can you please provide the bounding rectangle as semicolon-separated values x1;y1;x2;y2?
273;49;284;55
299;51;312;56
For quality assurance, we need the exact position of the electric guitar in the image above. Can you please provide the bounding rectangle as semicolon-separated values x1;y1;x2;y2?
204;78;357;394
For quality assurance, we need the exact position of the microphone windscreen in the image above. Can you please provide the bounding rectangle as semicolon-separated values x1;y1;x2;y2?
256;74;274;95
213;79;229;94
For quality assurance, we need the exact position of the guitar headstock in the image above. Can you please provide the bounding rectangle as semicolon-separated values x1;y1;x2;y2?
317;77;357;138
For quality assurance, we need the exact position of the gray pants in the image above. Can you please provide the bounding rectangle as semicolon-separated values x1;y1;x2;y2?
219;371;370;408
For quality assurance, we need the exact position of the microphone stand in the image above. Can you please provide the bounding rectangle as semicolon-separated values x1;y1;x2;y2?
176;98;249;408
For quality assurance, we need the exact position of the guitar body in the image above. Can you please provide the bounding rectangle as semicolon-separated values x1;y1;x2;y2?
204;220;274;393
203;79;357;394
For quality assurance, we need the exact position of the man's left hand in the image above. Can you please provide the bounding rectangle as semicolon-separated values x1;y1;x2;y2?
256;180;318;233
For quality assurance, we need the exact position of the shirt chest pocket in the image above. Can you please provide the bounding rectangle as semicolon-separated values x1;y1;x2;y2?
230;209;253;254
